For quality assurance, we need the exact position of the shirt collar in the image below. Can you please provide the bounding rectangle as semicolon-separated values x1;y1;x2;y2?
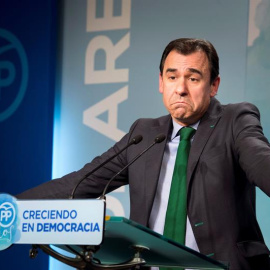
171;119;200;141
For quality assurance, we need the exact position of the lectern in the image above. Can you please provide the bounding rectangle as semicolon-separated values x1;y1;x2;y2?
0;195;229;269
33;216;229;269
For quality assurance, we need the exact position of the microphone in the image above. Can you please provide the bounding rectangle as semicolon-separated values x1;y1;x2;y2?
100;133;166;199
69;134;143;199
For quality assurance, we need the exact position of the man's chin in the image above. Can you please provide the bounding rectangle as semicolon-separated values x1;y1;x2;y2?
172;113;198;126
172;114;189;125
173;110;189;121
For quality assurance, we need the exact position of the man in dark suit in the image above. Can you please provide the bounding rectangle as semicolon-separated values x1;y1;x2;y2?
18;38;270;269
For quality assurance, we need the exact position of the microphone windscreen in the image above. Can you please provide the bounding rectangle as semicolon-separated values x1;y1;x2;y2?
155;134;166;143
132;135;143;144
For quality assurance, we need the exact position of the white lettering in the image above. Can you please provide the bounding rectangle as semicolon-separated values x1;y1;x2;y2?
0;210;12;221
87;0;131;32
85;33;130;84
83;86;128;141
106;195;125;216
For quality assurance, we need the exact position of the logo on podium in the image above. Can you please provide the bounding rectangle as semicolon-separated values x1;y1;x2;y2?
0;194;18;250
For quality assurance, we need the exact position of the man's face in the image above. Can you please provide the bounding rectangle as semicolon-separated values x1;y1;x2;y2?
159;50;220;126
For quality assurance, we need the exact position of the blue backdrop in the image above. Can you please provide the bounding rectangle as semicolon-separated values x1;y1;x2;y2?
1;1;270;270
0;0;57;269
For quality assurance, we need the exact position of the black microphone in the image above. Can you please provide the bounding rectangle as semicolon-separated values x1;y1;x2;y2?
69;135;143;199
100;133;166;199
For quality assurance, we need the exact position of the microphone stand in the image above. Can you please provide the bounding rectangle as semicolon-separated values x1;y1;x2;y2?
30;134;166;269
31;242;148;269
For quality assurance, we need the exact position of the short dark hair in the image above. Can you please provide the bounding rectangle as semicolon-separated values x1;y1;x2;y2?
159;38;219;84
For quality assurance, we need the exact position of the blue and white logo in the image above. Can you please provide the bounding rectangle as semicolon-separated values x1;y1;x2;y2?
0;28;28;122
0;194;18;250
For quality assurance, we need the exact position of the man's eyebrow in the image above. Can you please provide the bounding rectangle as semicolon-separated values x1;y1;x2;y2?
165;68;177;73
165;67;203;76
188;68;203;76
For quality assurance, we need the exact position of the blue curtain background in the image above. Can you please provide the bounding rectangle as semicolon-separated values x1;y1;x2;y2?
0;0;57;269
1;1;270;269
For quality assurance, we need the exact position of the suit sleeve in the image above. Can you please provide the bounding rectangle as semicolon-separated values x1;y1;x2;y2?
233;102;270;196
16;119;141;200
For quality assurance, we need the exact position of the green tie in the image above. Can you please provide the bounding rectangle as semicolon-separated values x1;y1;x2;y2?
162;127;195;269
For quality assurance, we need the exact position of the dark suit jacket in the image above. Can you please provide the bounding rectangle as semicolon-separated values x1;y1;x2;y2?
18;98;270;269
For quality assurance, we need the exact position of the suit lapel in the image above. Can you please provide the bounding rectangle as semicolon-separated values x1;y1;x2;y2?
187;98;223;189
141;99;222;221
144;115;172;217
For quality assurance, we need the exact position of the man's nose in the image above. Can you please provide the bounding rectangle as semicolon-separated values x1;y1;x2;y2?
175;80;188;96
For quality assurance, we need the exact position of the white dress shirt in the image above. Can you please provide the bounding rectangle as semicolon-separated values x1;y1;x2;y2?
149;120;200;270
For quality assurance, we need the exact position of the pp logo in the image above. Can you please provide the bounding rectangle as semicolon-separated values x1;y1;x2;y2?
0;202;15;228
0;194;18;250
0;28;28;122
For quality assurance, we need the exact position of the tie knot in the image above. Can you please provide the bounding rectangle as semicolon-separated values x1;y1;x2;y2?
180;127;195;141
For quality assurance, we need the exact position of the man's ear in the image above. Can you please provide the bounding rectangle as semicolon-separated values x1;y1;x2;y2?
159;73;164;94
210;76;220;97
